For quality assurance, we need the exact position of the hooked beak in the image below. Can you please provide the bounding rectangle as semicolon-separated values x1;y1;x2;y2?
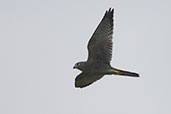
73;66;76;69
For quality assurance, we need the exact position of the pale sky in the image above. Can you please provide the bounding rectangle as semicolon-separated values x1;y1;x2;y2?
0;0;171;114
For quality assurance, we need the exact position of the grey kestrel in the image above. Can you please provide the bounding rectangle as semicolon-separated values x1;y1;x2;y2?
73;8;139;88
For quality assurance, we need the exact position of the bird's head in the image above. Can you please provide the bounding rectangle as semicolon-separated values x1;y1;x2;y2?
73;61;86;71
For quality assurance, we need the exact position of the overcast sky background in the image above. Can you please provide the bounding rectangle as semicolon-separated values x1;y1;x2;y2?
0;0;171;114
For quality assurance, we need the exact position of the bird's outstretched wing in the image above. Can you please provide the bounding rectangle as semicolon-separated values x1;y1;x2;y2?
87;8;114;64
75;72;104;88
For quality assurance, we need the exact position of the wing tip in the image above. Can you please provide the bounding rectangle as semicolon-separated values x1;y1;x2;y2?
75;82;92;88
74;74;93;88
103;8;114;25
104;8;114;18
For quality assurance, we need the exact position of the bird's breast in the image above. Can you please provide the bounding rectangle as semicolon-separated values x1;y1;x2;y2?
83;62;110;74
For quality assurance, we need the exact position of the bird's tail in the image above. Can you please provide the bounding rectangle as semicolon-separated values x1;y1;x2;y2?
112;68;139;77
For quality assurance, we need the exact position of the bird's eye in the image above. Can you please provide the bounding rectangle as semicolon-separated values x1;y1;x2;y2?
77;63;80;66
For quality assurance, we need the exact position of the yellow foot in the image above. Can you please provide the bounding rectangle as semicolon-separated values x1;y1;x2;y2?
113;69;120;75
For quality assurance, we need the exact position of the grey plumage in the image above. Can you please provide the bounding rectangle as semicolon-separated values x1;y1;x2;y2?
73;8;139;88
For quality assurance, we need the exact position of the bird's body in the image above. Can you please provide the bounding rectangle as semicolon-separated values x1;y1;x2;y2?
73;8;139;88
76;61;111;74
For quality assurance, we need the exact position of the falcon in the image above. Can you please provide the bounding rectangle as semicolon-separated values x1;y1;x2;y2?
73;8;139;88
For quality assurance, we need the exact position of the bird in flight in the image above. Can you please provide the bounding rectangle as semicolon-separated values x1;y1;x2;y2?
73;8;139;88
